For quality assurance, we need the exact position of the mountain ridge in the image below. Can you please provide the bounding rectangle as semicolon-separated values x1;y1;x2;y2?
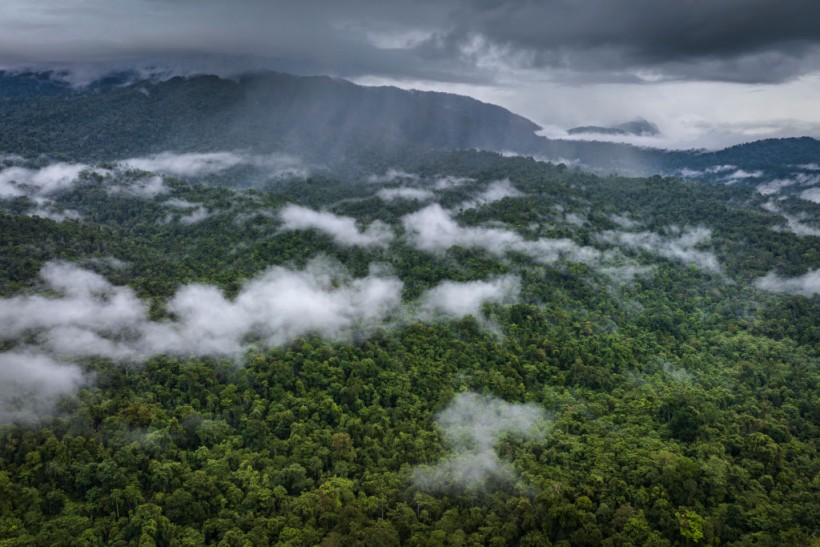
0;69;817;180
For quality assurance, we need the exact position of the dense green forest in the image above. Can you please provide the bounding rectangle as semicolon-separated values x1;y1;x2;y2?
0;149;818;545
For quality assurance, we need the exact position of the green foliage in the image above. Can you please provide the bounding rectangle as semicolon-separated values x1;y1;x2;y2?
0;150;817;545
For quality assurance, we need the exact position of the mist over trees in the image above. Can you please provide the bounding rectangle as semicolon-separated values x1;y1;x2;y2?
0;145;817;544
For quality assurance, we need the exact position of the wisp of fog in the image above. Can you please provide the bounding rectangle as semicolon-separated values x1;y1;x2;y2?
413;392;548;492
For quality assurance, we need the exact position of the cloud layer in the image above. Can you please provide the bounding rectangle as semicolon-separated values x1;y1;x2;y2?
0;163;88;198
413;393;547;492
279;204;395;248
0;260;521;423
0;162;94;219
0;259;403;362
601;226;721;272
417;276;520;319
456;179;523;211
403;204;600;264
0;352;88;424
376;187;435;202
122;151;307;179
762;200;820;237
3;0;819;85
755;268;820;296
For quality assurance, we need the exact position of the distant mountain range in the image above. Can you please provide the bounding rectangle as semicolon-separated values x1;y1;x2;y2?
1;70;818;181
568;118;660;137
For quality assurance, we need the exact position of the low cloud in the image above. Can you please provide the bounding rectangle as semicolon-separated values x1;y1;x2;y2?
28;207;83;222
279;204;395;248
0;259;404;365
177;207;211;224
456;179;523;210
0;260;528;423
799;188;820;203
163;198;198;209
110;175;169;198
122;152;245;177
162;198;212;224
762;200;820;237
678;165;737;179
122;151;308;179
434;176;474;190
122;152;244;177
0;162;98;220
0;259;402;422
564;212;586;227
757;178;798;196
0;163;89;198
376;187;435;202
756;173;820;200
413;393;548;492
600;264;654;284
755;268;820;296
402;204;600;264
0;352;88;424
725;169;764;181
366;169;419;184
417;276;520;318
610;214;640;229
600;226;721;272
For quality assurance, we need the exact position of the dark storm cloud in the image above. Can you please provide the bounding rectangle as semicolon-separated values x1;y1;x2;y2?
0;0;470;82
438;0;820;82
1;0;819;83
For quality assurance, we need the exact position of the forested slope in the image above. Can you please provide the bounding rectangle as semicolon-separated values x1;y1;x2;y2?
0;150;817;545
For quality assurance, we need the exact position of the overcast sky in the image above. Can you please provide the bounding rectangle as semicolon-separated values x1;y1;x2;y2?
2;0;820;148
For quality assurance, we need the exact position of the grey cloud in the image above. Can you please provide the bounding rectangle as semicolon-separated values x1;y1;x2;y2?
441;0;820;83
2;259;517;369
0;259;404;364
417;276;520;318
755;268;820;296
600;226;721;272
609;214;640;229
800;188;820;203
0;352;88;424
163;198;199;209
456;179;522;211
279;204;395;248
123;152;246;177
0;161;91;221
144;259;404;354
176;207;211;225
756;172;820;198
162;198;212;224
757;178;798;196
434;176;474;190
0;261;148;343
4;0;815;85
121;151;307;179
367;169;420;184
679;165;738;179
413;392;548;492
564;212;585;227
109;175;169;198
599;264;654;285
0;259;529;422
725;169;764;181
376;187;435;202
0;1;474;84
402;203;601;264
762;200;820;237
0;163;99;220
